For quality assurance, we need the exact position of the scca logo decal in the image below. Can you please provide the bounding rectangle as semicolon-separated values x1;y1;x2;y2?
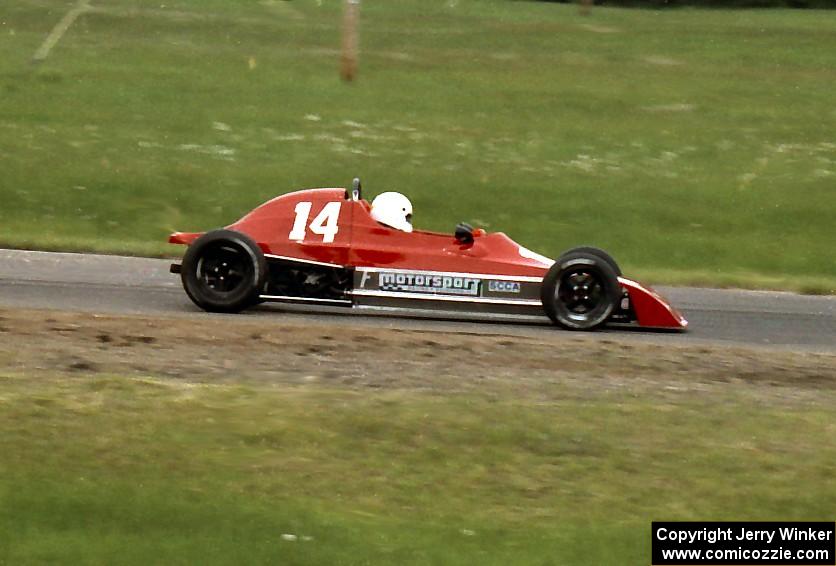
488;281;521;293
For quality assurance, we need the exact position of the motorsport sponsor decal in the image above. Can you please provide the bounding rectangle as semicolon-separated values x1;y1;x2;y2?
379;272;480;296
488;280;521;294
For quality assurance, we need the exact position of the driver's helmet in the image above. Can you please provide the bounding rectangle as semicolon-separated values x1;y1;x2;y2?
370;192;413;233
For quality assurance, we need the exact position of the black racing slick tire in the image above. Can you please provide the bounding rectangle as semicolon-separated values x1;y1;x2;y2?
540;251;621;331
557;246;622;276
180;229;267;313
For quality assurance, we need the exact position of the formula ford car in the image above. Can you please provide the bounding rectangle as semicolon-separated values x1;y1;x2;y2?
169;180;687;331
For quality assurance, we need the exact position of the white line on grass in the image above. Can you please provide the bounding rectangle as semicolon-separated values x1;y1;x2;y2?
32;0;92;63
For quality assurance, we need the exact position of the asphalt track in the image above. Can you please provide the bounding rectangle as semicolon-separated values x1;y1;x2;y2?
0;249;833;353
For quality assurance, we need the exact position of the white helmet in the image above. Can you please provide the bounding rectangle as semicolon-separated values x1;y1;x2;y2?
370;192;413;233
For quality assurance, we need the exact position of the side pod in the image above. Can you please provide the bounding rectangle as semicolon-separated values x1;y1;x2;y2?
618;278;688;330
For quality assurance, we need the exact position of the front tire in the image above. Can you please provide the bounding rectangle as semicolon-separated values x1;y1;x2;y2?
181;229;266;313
557;246;621;276
541;251;621;330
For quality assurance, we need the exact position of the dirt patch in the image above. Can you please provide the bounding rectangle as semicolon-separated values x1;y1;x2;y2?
0;307;833;403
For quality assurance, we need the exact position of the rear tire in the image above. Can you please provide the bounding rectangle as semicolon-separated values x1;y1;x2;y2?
181;229;266;313
541;251;621;330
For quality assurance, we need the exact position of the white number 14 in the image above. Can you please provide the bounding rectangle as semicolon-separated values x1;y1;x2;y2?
288;201;341;243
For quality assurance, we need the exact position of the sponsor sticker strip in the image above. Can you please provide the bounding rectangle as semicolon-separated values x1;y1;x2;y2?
354;268;541;302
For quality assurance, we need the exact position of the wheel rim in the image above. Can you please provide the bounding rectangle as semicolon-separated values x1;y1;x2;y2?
557;268;606;321
196;244;251;294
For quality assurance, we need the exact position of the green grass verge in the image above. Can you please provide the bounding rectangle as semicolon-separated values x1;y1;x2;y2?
1;1;835;292
1;372;835;564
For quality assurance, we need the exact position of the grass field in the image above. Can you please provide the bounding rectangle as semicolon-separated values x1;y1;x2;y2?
1;0;834;291
0;309;835;564
2;372;835;564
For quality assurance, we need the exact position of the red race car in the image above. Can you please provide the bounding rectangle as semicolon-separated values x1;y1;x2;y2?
169;180;687;331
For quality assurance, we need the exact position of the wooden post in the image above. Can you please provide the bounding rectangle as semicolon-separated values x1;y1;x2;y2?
341;0;360;82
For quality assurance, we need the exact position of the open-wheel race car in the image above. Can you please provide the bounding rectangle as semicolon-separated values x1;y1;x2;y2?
169;180;687;331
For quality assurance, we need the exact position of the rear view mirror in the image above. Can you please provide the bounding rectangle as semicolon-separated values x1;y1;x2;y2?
455;222;474;245
347;177;361;201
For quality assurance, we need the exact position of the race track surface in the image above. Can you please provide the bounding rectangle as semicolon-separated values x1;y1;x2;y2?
0;249;833;352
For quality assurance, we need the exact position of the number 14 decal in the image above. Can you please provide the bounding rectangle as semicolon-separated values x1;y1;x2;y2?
288;201;342;243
